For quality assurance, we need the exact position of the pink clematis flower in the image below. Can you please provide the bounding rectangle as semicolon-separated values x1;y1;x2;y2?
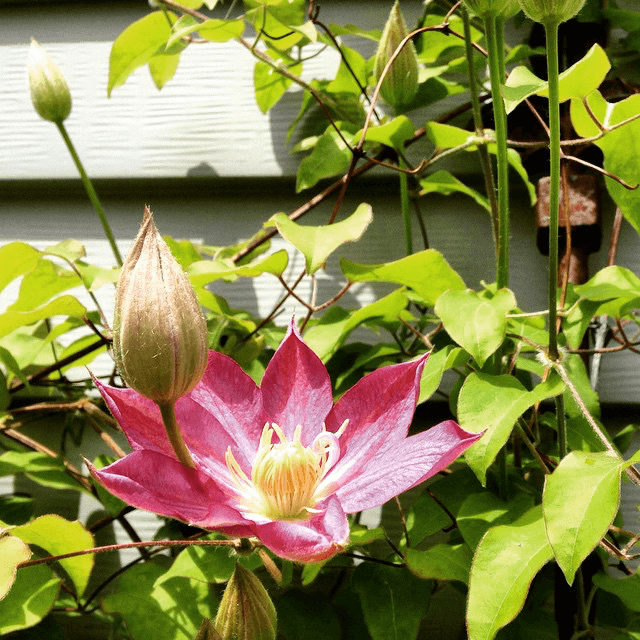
88;320;481;563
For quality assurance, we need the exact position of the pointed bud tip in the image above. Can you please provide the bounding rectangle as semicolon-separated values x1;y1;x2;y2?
28;38;72;123
112;207;208;405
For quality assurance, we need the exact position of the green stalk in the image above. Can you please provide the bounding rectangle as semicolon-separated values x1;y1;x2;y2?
483;15;510;290
159;402;195;468
56;121;123;267
544;20;561;361
399;159;413;255
462;8;499;247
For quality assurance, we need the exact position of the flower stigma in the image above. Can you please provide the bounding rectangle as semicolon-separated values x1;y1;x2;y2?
225;419;349;521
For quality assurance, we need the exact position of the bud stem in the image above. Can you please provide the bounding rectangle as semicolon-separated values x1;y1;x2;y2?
158;402;196;468
55;121;123;267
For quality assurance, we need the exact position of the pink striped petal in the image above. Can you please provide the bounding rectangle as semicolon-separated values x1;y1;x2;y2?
323;355;427;489
336;420;482;513
87;450;245;529
254;495;350;563
260;319;333;444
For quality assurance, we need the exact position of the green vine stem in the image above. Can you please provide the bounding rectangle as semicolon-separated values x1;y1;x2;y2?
543;19;561;362
158;402;196;468
399;158;413;255
462;8;499;246
55;121;123;267
483;14;510;290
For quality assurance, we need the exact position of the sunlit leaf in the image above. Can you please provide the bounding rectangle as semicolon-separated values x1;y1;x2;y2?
418;345;466;404
0;535;31;600
271;203;372;274
108;11;174;95
188;250;288;287
12;515;94;597
341;249;465;306
359;116;415;149
0;242;41;296
103;560;216;640
0;295;87;340
419;170;490;212
435;288;516;366
503;44;610;113
296;126;354;192
458;373;564;485
154;543;236;586
254;52;302;114
0;563;60;634
467;506;553;640
405;543;472;584
543;450;624;585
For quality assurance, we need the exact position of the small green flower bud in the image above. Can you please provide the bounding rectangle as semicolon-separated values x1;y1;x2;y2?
214;564;277;640
113;206;208;406
518;0;586;23
373;1;419;110
28;39;72;123
462;0;520;18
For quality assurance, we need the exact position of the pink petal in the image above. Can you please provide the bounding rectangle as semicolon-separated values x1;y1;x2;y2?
95;379;174;456
323;356;427;489
254;495;350;563
336;420;482;513
184;350;266;467
260;319;333;444
87;450;247;529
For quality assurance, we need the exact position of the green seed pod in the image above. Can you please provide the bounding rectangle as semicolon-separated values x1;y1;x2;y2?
214;564;277;640
462;0;520;18
373;1;419;110
518;0;586;23
27;39;72;124
112;207;208;406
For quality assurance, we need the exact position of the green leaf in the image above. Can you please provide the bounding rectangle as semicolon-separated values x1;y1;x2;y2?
543;450;624;585
503;44;610;113
9;258;81;312
271;203;372;274
405;543;472;584
0;534;31;600
304;288;409;361
457;490;535;550
341;249;465;306
419;170;490;212
592;572;640;612
458;373;564;485
148;51;182;90
571;91;640;234
188;250;289;287
154;543;236;586
435;289;516;367
0;451;83;492
254;53;301;114
0;563;60;634
359;116;415;149
12;515;94;597
0;295;87;340
198;18;245;42
467;506;554;640
296;126;354;192
418;345;465;404
0;242;41;296
353;562;432;640
426;122;474;149
278;591;341;640
103;560;216;640
108;11;175;95
574;266;640;316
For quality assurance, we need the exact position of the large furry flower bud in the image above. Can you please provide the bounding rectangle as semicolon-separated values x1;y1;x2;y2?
518;0;586;23
373;1;419;111
27;39;72;124
214;564;277;640
113;206;208;406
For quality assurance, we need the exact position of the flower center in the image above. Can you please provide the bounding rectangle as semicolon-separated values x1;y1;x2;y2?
225;420;348;521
